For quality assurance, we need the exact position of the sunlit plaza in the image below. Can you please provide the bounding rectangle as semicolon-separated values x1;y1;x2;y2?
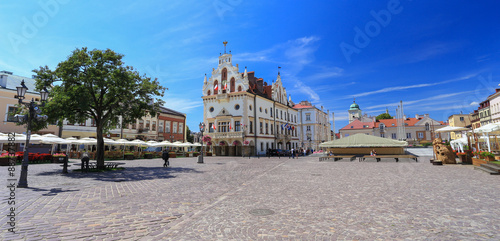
1;153;498;240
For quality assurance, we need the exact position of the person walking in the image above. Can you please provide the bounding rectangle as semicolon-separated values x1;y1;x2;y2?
162;149;170;167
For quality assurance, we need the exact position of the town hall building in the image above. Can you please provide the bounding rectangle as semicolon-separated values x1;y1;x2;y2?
202;42;299;156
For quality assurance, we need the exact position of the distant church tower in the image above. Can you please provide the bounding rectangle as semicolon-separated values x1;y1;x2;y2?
348;100;362;123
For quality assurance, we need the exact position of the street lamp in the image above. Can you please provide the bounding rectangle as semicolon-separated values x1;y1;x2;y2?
16;80;49;188
198;122;205;163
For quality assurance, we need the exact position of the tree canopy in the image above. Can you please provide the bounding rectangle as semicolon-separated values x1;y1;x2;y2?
376;113;393;121
34;47;166;168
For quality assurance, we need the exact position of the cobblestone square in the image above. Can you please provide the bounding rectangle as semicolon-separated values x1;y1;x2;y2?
1;155;498;240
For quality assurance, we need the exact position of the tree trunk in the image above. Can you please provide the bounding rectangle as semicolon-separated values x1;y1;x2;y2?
96;124;105;169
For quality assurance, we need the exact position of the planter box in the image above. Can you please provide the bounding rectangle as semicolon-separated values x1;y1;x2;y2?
458;155;472;164
124;155;134;160
206;153;212;156
144;154;153;159
193;153;199;157
472;157;488;166
0;158;13;166
169;153;176;158
52;157;66;163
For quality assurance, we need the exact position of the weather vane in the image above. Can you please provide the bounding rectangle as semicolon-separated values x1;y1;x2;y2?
223;41;228;54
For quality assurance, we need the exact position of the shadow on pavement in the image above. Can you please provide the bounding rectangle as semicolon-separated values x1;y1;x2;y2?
28;187;80;196
35;166;202;182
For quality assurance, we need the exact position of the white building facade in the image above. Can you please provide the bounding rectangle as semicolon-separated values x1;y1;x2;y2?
202;44;299;156
293;100;332;151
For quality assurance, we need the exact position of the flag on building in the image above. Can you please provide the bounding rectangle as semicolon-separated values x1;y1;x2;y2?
224;82;227;90
212;123;216;131
229;122;232;130
214;84;218;91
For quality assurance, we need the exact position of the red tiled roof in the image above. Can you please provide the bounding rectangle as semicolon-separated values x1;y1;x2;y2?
340;119;375;130
293;104;313;109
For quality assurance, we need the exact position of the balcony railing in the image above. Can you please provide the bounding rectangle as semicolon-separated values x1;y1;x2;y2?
210;131;244;139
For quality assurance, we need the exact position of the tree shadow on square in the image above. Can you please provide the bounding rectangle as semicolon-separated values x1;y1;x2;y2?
36;166;203;183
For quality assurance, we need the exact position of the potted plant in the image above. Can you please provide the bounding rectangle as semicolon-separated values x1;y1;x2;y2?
124;152;134;160
0;155;15;166
52;153;66;163
144;152;153;159
169;151;176;158
193;152;199;157
481;151;495;162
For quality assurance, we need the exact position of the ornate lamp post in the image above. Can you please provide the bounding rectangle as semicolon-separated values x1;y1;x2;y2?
198;122;205;164
15;80;49;188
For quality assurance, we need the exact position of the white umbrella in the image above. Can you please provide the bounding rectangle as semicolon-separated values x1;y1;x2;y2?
0;133;41;144
435;126;470;132
473;123;500;134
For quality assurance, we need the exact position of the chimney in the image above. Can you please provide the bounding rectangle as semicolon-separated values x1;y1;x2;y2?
415;114;420;119
424;114;429;117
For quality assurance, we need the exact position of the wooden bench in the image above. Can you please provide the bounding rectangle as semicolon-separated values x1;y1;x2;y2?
86;162;125;169
319;155;356;162
359;155;418;162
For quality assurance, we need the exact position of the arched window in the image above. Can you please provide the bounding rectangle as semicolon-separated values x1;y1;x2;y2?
230;77;235;92
425;123;430;131
207;90;211;96
238;85;242;92
214;80;218;95
222;68;227;82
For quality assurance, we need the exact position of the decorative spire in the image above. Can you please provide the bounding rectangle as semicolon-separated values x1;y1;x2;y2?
244;66;247;78
204;73;207;84
223;41;228;54
278;66;281;75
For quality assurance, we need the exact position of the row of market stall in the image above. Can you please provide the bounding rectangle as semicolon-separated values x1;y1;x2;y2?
0;133;202;154
443;123;500;153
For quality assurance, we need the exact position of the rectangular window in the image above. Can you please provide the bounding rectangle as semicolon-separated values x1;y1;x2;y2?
139;119;144;130
218;122;228;132
459;117;465;121
270;108;273;117
235;121;241;131
6;106;18;122
260;122;263;134
158;121;163;133
179;123;183;134
418;132;424;139
146;120;150;130
208;122;214;133
265;123;268;134
391;133;397;139
166;121;171;133
249;121;253;133
306;113;311;121
406;133;411;139
270;125;273;134
306;126;311;131
173;122;177;133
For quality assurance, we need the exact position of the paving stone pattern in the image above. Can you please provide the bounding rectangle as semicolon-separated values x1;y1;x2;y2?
0;156;498;240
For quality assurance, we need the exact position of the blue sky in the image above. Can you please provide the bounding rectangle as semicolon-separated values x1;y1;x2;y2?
1;1;500;132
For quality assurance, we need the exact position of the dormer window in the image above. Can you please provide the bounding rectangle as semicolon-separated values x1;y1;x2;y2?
380;124;385;130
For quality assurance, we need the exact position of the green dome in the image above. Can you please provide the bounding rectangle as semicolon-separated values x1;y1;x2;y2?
349;102;360;110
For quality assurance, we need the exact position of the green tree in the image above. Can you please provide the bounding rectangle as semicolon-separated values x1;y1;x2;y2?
376;113;392;121
33;47;166;169
186;125;194;143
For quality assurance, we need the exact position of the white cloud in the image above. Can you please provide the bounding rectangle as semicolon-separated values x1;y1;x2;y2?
469;101;479;106
350;73;477;99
